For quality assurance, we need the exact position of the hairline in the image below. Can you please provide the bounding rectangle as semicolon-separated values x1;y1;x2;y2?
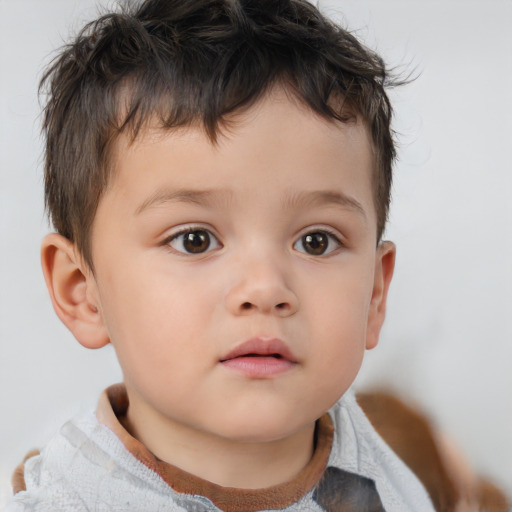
82;87;382;272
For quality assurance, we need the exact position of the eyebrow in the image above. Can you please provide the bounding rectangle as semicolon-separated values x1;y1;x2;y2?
284;190;367;220
135;187;367;220
135;188;232;215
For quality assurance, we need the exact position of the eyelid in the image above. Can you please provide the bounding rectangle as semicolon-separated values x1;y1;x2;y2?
293;226;344;255
295;225;345;243
162;224;222;254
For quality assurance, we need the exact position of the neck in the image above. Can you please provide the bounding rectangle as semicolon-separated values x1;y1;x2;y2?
124;394;316;489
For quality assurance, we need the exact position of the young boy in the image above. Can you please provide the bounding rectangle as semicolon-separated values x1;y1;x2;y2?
7;0;436;510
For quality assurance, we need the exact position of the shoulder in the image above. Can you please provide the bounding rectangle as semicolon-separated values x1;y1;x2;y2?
5;412;197;512
6;412;103;511
325;389;436;512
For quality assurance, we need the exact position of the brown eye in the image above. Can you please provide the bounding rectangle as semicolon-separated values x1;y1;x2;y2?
294;231;341;256
183;231;210;253
302;233;327;255
169;229;220;254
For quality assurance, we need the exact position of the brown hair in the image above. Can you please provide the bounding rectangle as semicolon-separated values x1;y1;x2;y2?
40;0;399;269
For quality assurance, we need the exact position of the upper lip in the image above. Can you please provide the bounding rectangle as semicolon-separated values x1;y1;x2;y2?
220;337;297;363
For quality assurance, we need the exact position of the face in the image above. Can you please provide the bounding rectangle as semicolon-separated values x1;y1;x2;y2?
88;91;392;445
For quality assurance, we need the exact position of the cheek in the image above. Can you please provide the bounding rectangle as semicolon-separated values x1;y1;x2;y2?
101;270;215;369
311;269;373;338
309;335;365;413
304;271;372;387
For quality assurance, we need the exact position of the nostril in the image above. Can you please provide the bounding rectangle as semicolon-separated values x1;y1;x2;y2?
236;301;295;314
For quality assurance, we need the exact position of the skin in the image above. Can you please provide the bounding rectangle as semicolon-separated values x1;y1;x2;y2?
42;89;395;489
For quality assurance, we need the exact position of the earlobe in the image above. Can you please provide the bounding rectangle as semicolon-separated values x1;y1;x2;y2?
41;233;110;349
365;241;396;350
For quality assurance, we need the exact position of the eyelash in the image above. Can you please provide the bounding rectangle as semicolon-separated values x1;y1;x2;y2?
163;226;222;255
162;226;343;256
293;228;343;256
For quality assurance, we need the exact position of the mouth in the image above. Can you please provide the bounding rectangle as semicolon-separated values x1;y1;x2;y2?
220;337;297;362
219;338;298;378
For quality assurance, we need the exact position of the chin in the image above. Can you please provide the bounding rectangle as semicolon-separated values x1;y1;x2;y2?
213;413;314;444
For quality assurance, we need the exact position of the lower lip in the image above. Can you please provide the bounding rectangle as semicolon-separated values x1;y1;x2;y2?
221;356;296;378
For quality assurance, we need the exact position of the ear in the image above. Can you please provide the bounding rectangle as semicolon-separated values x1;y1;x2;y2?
41;233;110;349
366;241;396;350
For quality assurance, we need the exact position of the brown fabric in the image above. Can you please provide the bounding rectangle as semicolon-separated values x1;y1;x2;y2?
475;479;511;512
97;383;333;512
357;391;460;512
357;391;511;512
11;449;40;494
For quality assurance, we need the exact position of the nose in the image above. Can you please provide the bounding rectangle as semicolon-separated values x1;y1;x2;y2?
225;257;299;317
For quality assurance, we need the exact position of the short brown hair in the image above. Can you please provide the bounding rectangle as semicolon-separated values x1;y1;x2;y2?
40;0;398;269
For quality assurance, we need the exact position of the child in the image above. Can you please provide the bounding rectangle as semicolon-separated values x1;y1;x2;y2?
7;0;436;510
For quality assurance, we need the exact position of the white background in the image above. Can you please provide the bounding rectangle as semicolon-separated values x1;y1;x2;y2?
1;0;511;505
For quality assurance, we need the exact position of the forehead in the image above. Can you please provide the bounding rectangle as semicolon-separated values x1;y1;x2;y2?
105;90;376;223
